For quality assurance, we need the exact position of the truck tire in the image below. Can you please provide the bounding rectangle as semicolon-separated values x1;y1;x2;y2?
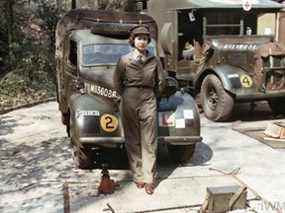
201;74;234;121
167;144;196;164
268;98;285;115
71;139;93;169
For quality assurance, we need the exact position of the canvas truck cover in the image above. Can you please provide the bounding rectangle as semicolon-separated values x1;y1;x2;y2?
55;9;157;62
148;0;283;11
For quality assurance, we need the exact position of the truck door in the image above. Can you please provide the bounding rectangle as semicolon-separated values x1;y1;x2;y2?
61;36;78;113
176;10;204;81
159;10;177;72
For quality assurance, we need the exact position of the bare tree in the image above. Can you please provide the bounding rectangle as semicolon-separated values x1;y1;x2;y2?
56;0;63;8
71;0;128;10
4;0;15;62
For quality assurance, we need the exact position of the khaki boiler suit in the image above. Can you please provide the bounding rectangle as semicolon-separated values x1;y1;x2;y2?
114;49;166;183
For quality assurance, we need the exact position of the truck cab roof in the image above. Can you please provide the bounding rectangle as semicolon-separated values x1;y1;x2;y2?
70;30;129;45
60;9;157;39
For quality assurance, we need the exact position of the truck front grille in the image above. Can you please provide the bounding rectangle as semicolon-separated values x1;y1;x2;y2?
263;56;285;68
262;56;285;91
266;70;285;91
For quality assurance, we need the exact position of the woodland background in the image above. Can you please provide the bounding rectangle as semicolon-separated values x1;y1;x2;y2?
0;0;127;111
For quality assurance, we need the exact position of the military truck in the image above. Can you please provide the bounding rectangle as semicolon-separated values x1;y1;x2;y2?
135;0;285;121
55;9;202;168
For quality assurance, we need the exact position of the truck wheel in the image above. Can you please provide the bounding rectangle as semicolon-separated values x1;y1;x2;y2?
201;74;234;121
268;98;285;115
167;144;196;164
71;139;93;169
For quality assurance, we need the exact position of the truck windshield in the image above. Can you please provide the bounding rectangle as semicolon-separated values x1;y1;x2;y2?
82;41;156;66
257;13;276;36
82;43;131;66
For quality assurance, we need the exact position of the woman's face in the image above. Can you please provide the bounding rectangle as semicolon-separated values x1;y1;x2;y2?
134;34;149;51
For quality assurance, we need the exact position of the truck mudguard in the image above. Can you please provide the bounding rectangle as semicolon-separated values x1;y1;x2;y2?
158;91;202;145
69;94;123;141
206;64;256;94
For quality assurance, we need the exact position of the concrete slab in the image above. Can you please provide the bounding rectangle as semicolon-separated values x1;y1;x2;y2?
1;101;285;213
199;116;285;206
68;175;243;213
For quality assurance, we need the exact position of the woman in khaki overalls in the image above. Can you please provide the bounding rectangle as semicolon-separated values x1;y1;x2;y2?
114;26;166;194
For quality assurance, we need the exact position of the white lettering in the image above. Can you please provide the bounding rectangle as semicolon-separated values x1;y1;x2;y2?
76;110;100;118
88;84;118;98
228;74;239;78
223;44;258;50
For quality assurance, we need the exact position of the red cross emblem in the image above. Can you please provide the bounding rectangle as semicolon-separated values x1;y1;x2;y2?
243;0;252;11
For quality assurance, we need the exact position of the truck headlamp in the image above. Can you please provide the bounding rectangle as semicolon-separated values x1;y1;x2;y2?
73;78;85;94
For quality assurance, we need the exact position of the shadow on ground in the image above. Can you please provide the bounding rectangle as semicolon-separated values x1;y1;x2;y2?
0;137;73;190
0;136;74;212
230;101;285;122
88;141;213;169
0;115;18;136
190;142;213;166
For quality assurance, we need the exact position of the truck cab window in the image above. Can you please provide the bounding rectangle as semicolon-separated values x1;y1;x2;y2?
204;11;241;35
178;10;203;60
244;12;257;35
257;13;275;36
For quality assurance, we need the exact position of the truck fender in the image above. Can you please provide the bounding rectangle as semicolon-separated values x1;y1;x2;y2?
69;94;122;139
158;91;201;141
196;64;251;94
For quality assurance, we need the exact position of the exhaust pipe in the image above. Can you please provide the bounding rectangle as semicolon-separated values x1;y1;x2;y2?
128;0;147;12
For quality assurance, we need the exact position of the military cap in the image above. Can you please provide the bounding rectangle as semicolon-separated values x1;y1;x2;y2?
130;26;150;36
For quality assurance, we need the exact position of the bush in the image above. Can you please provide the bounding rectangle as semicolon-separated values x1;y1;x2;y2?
0;0;63;110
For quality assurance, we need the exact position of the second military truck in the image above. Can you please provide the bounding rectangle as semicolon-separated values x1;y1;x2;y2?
141;0;285;121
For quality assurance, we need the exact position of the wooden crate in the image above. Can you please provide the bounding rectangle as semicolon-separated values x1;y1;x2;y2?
201;185;247;213
264;122;285;139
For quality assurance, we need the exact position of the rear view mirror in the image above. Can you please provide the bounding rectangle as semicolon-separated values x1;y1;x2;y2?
161;23;174;55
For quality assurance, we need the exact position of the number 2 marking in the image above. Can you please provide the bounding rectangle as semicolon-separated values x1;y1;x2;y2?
100;114;119;132
105;116;114;129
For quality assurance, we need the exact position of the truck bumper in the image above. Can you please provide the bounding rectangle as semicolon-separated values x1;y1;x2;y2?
79;136;125;144
157;136;202;145
77;135;202;146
